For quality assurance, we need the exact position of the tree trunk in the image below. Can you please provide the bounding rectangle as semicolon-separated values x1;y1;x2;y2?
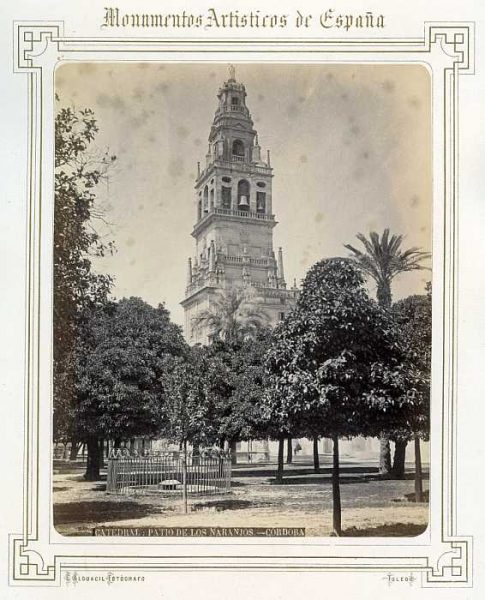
414;436;423;502
98;438;105;469
392;439;407;479
377;281;392;310
230;440;237;465
313;437;320;473
275;437;285;483
377;280;395;480
84;437;101;481
332;435;342;536
379;434;392;476
69;439;80;461
286;436;293;464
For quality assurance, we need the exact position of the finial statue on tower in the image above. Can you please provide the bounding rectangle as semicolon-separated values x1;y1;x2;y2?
228;64;236;81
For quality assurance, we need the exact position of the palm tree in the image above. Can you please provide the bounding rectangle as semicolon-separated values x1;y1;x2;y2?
191;286;270;346
344;229;430;308
344;229;430;476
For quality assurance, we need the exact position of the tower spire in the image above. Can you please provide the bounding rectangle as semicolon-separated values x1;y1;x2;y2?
186;258;193;286
253;134;262;163
277;247;286;288
209;240;216;272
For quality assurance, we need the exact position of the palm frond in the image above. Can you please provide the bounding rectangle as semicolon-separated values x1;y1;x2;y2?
344;229;430;300
191;286;271;343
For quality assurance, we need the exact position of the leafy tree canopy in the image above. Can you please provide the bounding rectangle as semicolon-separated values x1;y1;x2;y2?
391;283;432;440
53;104;116;443
265;258;418;440
75;297;187;442
162;345;228;447
54;106;116;346
208;329;273;443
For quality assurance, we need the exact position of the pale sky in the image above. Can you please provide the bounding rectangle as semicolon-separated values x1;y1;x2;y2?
56;62;432;327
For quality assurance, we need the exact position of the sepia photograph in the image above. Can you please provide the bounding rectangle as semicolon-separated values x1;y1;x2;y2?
52;61;432;538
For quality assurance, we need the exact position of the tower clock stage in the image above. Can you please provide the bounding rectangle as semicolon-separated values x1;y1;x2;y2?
181;66;298;344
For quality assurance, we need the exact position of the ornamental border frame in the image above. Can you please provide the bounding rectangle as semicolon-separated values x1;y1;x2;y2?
8;20;475;588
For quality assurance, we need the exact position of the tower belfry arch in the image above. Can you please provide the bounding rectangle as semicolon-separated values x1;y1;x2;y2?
181;68;298;344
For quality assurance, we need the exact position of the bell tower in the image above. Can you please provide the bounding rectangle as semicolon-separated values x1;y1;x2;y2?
182;66;298;343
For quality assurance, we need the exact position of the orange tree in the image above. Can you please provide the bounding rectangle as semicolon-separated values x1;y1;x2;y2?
210;331;277;458
210;329;303;480
390;285;431;494
76;297;187;480
161;345;229;511
344;229;430;475
264;258;418;535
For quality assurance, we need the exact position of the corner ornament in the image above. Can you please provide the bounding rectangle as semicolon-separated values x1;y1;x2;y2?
10;535;56;582
14;23;62;72
424;538;472;586
427;24;474;73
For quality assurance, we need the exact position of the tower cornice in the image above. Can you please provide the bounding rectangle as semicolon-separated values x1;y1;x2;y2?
191;207;277;238
181;281;220;308
195;158;273;189
182;280;299;309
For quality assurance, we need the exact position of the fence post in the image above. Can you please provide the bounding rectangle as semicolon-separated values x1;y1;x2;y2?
182;441;188;513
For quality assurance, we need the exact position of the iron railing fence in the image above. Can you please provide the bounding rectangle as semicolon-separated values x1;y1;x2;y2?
107;449;231;496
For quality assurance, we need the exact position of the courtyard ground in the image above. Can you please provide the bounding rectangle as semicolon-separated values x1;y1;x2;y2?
53;456;429;537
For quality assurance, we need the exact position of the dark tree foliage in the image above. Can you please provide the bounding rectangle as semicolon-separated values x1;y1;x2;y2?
344;229;430;475
76;297;187;444
162;345;225;448
266;259;413;437
392;284;431;432
265;258;418;533
390;285;432;484
53;104;116;445
191;294;274;464
210;329;273;445
161;344;231;512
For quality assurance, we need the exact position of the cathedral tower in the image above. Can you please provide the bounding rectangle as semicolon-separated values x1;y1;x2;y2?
181;66;298;343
